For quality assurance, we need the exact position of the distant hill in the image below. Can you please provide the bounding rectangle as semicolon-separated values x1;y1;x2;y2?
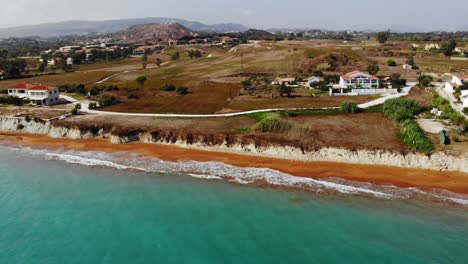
0;17;248;38
114;23;197;42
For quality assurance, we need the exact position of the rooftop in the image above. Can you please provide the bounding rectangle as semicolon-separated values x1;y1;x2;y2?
341;70;378;80
9;83;58;91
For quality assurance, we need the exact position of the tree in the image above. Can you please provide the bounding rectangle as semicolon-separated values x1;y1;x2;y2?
142;51;148;69
0;49;8;59
377;32;389;44
406;55;415;66
155;58;163;67
441;39;457;56
278;83;295;97
171;51;180;61
136;75;147;88
367;63;380;75
386;58;397;67
0;59;27;78
188;50;202;59
60;59;72;72
418;75;433;87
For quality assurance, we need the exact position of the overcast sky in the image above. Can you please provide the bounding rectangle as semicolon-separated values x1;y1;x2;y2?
0;0;467;31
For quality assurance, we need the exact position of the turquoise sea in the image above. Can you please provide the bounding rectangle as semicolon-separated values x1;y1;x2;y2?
1;144;468;263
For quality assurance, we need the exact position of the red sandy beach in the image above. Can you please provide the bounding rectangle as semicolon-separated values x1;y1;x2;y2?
1;131;468;195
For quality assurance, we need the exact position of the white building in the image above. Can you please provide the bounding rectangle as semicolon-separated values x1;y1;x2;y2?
424;43;440;51
7;83;60;106
339;71;379;89
461;90;468;108
402;64;413;70
445;75;468;93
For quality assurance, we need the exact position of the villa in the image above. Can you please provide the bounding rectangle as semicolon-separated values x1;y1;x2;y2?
7;83;60;106
339;71;379;89
330;70;399;96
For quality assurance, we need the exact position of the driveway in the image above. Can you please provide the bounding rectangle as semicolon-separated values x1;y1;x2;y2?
60;84;416;118
435;84;468;119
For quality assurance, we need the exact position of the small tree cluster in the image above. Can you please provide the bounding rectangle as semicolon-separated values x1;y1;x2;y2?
188;50;202;59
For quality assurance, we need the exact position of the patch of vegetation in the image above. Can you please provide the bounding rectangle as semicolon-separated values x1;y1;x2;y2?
432;93;467;127
418;75;433;87
160;84;176;91
256;114;291;133
176;87;190;95
341;102;360;114
0;95;28;106
398;119;434;152
97;95;119;108
383;98;433;151
383;98;422;121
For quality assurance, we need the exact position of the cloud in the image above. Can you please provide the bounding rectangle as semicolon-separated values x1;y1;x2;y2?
243;9;251;17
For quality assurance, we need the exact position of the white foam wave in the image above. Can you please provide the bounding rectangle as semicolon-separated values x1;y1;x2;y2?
2;144;468;206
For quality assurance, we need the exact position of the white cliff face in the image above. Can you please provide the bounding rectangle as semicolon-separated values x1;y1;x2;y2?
1;117;467;173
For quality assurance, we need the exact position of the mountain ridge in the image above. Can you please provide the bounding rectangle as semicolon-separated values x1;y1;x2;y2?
0;17;248;38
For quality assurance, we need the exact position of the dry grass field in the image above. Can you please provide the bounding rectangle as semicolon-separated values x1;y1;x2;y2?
2;39;466;115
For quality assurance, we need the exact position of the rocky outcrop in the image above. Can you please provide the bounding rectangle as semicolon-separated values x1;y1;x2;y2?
1;116;468;173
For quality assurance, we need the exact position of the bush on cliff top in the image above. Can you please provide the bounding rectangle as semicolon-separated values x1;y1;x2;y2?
383;98;422;121
256;114;291;133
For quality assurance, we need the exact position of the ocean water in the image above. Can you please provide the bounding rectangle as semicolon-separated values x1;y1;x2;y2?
1;145;468;263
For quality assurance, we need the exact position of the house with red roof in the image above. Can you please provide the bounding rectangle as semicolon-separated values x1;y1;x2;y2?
339;71;379;89
7;83;60;106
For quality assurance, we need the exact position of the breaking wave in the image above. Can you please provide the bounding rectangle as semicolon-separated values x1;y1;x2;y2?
4;144;468;207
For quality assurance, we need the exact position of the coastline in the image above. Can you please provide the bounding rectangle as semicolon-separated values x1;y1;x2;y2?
2;131;468;195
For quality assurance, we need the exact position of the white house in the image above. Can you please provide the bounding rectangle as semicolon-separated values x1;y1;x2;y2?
424;43;440;51
7;83;60;106
274;78;297;87
445;75;468;93
339;71;379;89
402;64;413;70
66;57;73;65
0;70;5;80
461;90;468;108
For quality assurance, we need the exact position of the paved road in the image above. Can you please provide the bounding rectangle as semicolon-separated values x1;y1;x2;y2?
357;83;416;109
435;84;468;119
60;84;416;118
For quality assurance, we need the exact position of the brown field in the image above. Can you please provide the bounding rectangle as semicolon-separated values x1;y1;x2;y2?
0;71;113;89
2;40;466;115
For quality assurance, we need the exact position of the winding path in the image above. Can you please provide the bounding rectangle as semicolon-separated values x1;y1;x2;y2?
60;84;416;118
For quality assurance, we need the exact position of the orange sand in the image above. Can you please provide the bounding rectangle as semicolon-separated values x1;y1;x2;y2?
1;131;468;194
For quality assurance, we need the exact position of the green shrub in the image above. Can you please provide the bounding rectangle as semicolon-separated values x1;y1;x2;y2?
98;95;119;108
176;87;190;95
71;108;79;115
386;58;397;67
88;102;98;109
398;120;434;152
160;84;176;91
256;115;291;133
0;95;23;106
464;108;468;115
341;101;360;114
383;98;421;121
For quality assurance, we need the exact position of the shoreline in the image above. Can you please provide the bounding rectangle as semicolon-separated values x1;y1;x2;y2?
2;131;468;195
